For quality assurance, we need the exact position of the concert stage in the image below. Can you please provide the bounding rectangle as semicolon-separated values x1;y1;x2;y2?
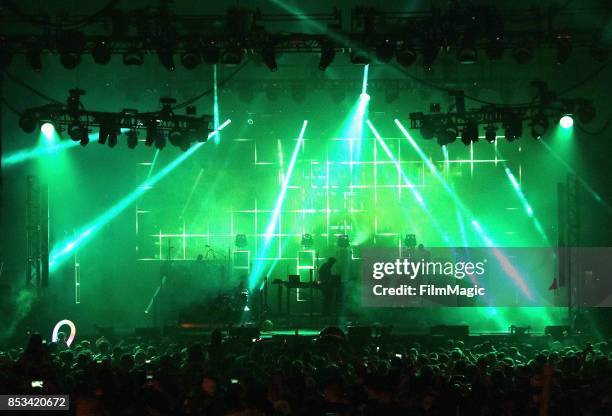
1;1;611;348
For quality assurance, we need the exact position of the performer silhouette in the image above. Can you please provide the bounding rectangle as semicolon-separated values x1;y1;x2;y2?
318;257;339;316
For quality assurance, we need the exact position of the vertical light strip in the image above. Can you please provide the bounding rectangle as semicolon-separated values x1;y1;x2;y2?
442;145;450;177
373;125;378;204
470;141;474;176
213;64;221;144
361;64;369;94
183;221;187;259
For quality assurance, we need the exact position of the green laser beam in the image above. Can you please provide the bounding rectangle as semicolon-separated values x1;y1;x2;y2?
249;120;309;289
361;64;369;94
3;133;98;167
3;129;131;167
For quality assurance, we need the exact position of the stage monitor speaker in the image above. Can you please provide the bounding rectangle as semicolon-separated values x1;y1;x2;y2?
430;325;469;338
545;325;570;340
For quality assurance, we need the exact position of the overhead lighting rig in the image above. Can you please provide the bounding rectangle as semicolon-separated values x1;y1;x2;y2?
19;89;212;151
0;3;608;72
407;84;595;145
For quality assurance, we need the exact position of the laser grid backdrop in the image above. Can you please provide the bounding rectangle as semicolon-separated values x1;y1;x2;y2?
134;119;547;273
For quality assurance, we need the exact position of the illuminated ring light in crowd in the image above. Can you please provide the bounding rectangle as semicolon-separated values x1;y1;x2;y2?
52;319;77;347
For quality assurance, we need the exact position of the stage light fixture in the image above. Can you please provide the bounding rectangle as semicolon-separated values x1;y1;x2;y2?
221;44;244;65
437;123;457;146
92;41;111;64
68;122;89;146
512;41;533;64
154;135;166;149
485;124;497;143
99;118;121;147
168;128;182;143
235;234;248;248
145;122;159;146
123;49;144;66
301;233;314;248
158;48;175;71
559;115;574;129
420;117;436;140
530;114;549;139
350;48;370;65
457;48;477;64
19;112;37;133
168;128;191;151
461;121;479;145
181;49;201;69
41;122;55;136
58;30;85;69
181;36;202;69
396;43;417;67
202;41;221;64
319;41;335;70
98;121;114;145
337;234;350;248
126;130;138;149
503;116;522;141
261;41;278;71
108;130;118;148
457;37;477;64
375;39;394;63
